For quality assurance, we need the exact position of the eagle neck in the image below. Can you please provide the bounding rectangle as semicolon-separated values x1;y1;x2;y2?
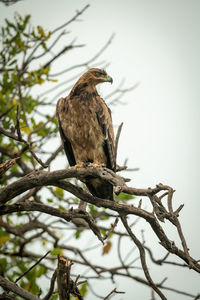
70;79;98;99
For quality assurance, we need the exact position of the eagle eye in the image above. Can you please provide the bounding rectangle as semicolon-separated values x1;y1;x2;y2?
94;71;105;77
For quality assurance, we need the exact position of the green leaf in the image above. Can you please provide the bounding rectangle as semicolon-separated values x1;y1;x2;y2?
55;187;64;198
37;25;46;37
49;293;59;300
0;229;10;247
58;205;65;211
75;230;82;239
79;283;88;297
5;18;16;30
36;265;46;277
17;261;27;273
0;258;7;273
47;198;53;203
41;41;47;51
50;248;63;256
89;204;98;216
115;192;135;201
100;229;106;236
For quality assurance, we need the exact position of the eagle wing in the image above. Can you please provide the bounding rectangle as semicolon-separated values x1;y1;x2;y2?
95;96;116;171
56;97;76;167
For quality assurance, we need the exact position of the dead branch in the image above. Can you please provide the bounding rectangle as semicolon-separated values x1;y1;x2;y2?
103;288;125;300
0;166;199;274
0;276;40;300
43;270;57;300
50;34;115;77
121;215;167;300
0;158;19;177
57;255;83;300
115;122;123;165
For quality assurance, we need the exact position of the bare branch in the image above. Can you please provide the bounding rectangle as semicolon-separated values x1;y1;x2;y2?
43;270;57;300
51;5;90;35
103;288;125;300
121;216;167;300
0;157;19;177
0;167;199;273
50;34;115;77
115;122;123;165
0;276;40;300
57;255;83;300
42;43;85;69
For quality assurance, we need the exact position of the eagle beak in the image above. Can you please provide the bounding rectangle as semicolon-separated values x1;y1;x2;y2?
106;75;113;84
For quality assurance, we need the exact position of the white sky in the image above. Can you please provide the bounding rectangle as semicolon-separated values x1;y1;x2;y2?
1;0;200;299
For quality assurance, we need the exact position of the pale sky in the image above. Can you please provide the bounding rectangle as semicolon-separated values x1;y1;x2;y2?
1;1;200;299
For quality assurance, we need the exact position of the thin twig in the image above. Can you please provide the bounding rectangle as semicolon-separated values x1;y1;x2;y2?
43;270;57;300
115;122;123;165
15;251;50;283
104;288;125;300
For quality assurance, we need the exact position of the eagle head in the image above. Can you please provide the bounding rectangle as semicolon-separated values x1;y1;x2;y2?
82;68;113;86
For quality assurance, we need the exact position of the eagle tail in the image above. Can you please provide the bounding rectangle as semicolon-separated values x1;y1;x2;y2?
85;178;114;201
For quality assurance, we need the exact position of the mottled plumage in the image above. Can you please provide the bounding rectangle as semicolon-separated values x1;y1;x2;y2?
56;68;115;200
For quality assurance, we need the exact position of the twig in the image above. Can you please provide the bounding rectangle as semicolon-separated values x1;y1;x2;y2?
23;5;90;67
43;44;84;69
144;245;170;265
103;217;119;240
51;5;90;35
0;120;48;169
43;270;57;300
103;288;125;300
115;122;123;165
0;105;14;119
28;113;56;139
15;104;22;140
50;33;115;77
15;250;50;283
121;215;167;300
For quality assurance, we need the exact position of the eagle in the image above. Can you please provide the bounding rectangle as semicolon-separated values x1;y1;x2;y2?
56;68;116;200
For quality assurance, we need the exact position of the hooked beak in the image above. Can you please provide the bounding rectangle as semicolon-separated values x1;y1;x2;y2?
106;75;113;84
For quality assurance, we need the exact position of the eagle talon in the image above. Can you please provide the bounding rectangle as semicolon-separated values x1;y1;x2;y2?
88;162;105;168
70;163;85;169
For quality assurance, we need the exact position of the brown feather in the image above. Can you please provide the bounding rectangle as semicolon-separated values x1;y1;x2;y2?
56;68;116;200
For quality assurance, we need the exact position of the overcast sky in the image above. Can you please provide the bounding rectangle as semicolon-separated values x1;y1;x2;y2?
1;0;200;299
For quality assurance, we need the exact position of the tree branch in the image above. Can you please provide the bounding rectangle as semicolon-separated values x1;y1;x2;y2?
57;255;83;300
0;276;40;300
121;216;167;300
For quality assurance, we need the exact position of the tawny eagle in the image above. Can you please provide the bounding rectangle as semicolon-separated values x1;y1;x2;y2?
56;68;116;200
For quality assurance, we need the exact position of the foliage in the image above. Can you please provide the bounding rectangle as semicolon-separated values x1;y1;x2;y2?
0;13;58;175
